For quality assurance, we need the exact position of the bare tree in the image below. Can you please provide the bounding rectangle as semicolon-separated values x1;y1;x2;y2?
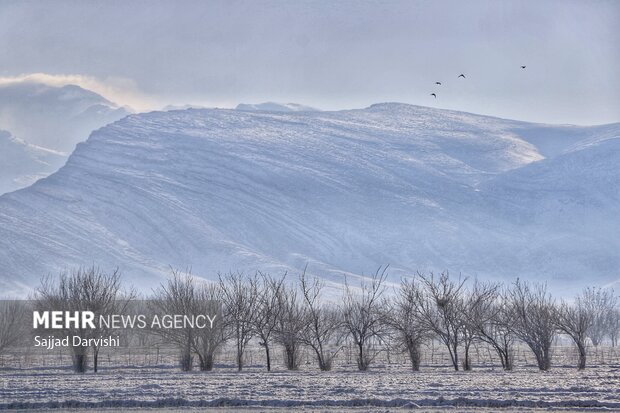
218;271;258;371
386;277;429;371
90;270;134;373
609;308;620;347
274;283;306;370
192;282;228;371
252;272;285;371
151;269;198;371
460;280;500;371
0;301;28;356
507;279;557;371
151;270;227;372
416;271;467;371
341;266;389;371
465;286;515;370
35;267;131;373
299;271;345;371
582;287;617;347
556;291;595;370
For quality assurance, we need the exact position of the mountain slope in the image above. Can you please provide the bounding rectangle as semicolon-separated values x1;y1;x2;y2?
475;135;620;283
0;82;130;152
0;104;617;296
0;130;66;194
0;82;131;194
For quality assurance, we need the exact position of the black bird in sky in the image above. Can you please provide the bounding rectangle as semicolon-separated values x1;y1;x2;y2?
430;93;437;98
521;65;526;69
435;81;442;85
458;74;466;78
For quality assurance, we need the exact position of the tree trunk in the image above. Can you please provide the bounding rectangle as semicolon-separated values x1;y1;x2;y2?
450;342;459;371
319;357;332;371
314;347;331;371
180;350;192;371
180;332;193;371
408;343;421;371
503;350;513;371
237;350;243;371
285;344;299;370
72;352;87;373
535;347;551;371
357;342;368;371
543;347;551;371
463;342;472;371
236;327;243;371
93;347;99;373
264;344;271;372
492;345;511;371
199;353;215;371
577;342;587;370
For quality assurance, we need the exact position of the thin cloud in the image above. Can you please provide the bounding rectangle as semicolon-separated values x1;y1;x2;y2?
0;73;158;112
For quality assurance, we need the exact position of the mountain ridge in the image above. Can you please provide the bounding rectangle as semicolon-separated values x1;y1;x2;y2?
0;82;131;194
0;103;618;296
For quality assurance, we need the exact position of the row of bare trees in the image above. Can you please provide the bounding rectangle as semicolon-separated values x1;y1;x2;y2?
388;272;618;372
217;271;341;372
1;266;618;374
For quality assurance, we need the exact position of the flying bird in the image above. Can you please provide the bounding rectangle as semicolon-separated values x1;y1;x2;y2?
435;81;442;85
430;93;437;98
521;65;526;69
458;74;466;78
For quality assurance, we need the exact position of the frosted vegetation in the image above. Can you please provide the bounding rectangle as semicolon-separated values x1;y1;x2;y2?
1;266;619;410
2;267;618;373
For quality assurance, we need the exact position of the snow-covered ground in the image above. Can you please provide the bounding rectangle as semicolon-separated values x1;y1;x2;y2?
1;342;619;410
2;364;619;410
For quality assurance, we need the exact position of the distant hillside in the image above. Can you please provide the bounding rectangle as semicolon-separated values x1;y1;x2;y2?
236;102;319;112
0;82;130;194
0;130;66;194
0;103;617;296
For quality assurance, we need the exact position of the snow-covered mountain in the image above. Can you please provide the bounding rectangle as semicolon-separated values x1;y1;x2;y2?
236;102;319;112
0;82;131;194
162;104;209;111
0;82;130;152
0;130;66;195
0;103;617;296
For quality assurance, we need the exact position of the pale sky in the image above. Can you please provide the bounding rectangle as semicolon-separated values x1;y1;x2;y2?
0;0;618;124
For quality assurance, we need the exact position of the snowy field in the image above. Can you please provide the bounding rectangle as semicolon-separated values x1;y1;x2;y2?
1;364;620;410
1;345;619;411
